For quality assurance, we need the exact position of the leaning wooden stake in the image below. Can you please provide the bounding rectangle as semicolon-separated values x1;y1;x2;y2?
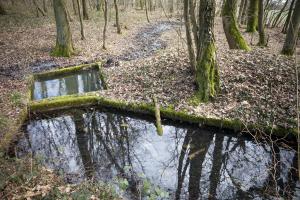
153;96;163;136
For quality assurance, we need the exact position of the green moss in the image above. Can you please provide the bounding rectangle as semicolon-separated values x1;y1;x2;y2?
28;94;297;139
26;75;34;101
10;91;23;107
0;114;9;131
51;44;74;57
222;0;251;50
188;95;199;106
29;92;99;112
34;63;100;80
229;23;251;50
153;97;163;136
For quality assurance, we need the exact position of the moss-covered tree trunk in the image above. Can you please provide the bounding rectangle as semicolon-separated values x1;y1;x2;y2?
82;0;89;20
196;0;219;102
257;0;266;46
222;0;250;50
246;0;258;32
114;0;121;34
52;0;74;57
282;0;300;55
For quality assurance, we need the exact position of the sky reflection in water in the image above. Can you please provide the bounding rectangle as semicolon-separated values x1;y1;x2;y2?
18;108;299;199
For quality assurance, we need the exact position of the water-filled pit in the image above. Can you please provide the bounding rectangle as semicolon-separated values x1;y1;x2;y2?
17;107;299;199
32;68;103;100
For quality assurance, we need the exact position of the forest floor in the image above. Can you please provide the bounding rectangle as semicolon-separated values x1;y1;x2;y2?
0;8;299;199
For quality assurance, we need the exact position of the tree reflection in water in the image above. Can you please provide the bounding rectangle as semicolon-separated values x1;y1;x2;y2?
18;108;299;199
32;68;102;100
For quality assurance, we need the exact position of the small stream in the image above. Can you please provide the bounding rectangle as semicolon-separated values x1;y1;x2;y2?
17;107;300;199
29;21;179;72
116;21;179;61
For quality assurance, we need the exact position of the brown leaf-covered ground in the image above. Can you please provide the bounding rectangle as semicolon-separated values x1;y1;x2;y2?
0;10;298;141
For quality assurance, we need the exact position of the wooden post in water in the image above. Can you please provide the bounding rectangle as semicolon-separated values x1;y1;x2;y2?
153;96;163;136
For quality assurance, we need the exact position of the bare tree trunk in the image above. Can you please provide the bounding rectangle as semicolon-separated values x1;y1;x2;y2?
240;0;248;24
196;0;219;102
52;0;74;57
189;0;199;55
222;0;250;50
149;0;154;11
96;0;100;10
145;0;150;23
183;0;196;71
246;0;258;32
82;0;89;20
140;0;144;9
238;0;246;24
72;0;77;15
169;0;174;14
114;0;121;34
74;112;95;178
263;0;270;24
257;0;266;46
271;0;289;28
0;2;6;15
282;0;300;55
33;0;47;16
43;0;47;13
207;134;224;200
282;0;296;33
103;0;108;49
66;5;73;21
76;0;85;39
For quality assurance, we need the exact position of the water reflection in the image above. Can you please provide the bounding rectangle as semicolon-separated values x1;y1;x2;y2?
18;108;299;199
32;69;102;100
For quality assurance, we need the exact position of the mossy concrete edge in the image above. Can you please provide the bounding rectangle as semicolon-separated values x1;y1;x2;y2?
29;92;100;112
29;95;297;138
0;75;34;153
33;62;102;80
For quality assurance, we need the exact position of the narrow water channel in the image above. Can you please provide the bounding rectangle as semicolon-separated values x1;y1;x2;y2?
17;108;299;199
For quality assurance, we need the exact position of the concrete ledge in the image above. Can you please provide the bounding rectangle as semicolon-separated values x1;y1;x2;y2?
29;94;297;139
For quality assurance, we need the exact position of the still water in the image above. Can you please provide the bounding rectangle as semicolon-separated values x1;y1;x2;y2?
18;108;299;199
32;69;102;100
